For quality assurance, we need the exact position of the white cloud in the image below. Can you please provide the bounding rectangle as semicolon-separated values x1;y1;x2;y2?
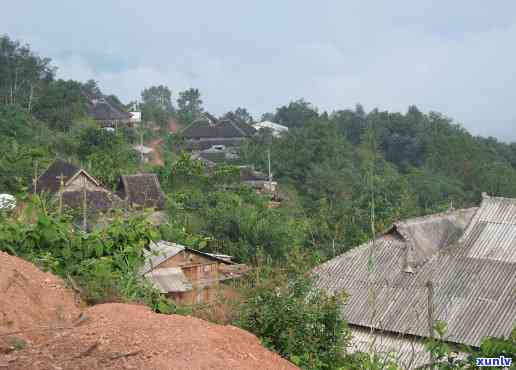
4;0;516;141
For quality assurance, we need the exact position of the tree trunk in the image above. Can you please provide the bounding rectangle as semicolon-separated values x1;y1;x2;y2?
28;83;34;112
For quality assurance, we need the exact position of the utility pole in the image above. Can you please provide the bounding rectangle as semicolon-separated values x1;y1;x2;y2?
140;130;144;163
267;148;272;186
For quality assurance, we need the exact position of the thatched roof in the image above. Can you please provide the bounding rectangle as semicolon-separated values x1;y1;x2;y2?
313;195;516;348
117;174;166;210
86;98;131;122
61;190;122;213
31;159;99;195
182;114;256;139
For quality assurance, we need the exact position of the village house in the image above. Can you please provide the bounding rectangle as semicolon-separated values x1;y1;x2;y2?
116;173;166;210
140;241;249;305
31;159;122;214
190;144;240;164
181;113;256;150
313;194;516;369
32;160;168;226
129;111;142;123
253;120;289;138
85;95;132;129
239;166;278;195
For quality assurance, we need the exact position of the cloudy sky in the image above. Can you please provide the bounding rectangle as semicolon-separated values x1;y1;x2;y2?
3;1;516;141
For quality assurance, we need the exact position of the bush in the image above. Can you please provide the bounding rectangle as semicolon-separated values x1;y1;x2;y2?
235;250;350;369
0;196;176;314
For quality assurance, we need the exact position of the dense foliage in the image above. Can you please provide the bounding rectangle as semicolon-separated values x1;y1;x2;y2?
236;251;350;370
241;105;516;258
0;197;176;313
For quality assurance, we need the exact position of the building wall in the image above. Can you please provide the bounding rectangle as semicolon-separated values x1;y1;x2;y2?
349;327;430;369
169;282;239;306
66;173;101;191
155;251;226;305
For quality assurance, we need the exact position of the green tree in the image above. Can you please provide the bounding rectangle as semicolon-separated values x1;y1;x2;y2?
223;107;254;125
274;99;319;128
176;88;203;125
140;85;174;128
236;251;350;369
0;35;54;110
33;79;86;131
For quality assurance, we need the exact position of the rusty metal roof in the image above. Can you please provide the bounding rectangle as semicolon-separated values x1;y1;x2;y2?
314;195;516;348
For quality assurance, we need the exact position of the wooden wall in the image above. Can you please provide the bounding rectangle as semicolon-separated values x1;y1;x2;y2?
155;250;227;305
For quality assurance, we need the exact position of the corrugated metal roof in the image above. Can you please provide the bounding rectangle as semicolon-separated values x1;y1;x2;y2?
144;267;193;293
314;196;516;349
140;241;237;276
140;241;184;275
253;121;289;132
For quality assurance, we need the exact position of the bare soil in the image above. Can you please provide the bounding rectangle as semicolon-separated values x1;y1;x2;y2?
0;252;297;370
148;138;164;166
0;251;81;344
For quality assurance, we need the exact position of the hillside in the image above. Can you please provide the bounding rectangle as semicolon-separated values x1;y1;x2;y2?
0;251;297;370
1;33;516;369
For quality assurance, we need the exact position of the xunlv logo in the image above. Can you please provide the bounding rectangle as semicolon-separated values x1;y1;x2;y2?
476;356;512;367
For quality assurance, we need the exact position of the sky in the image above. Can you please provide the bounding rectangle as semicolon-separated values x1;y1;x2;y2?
2;1;516;142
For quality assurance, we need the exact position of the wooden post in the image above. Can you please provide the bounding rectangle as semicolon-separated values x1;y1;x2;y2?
32;160;39;194
82;177;87;231
56;173;66;215
140;130;144;164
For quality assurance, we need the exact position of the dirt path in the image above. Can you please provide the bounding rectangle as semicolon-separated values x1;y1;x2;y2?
148;138;164;166
168;118;180;134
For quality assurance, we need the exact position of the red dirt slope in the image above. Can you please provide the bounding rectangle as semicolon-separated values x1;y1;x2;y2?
0;251;81;343
0;252;297;370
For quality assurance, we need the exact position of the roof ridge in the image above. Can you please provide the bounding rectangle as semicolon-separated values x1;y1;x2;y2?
481;192;516;203
394;207;478;227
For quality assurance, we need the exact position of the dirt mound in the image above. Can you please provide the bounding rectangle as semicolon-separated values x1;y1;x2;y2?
0;251;81;343
6;304;297;370
0;253;297;369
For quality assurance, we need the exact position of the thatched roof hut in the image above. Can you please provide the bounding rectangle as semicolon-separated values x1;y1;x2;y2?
117;174;166;210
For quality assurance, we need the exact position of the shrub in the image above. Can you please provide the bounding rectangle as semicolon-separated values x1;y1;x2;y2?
235;250;350;369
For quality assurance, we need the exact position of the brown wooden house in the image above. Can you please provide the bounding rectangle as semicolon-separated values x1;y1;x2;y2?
31;159;122;214
140;241;249;305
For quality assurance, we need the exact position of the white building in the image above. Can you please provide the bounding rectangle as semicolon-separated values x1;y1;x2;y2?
129;111;142;123
253;121;288;138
